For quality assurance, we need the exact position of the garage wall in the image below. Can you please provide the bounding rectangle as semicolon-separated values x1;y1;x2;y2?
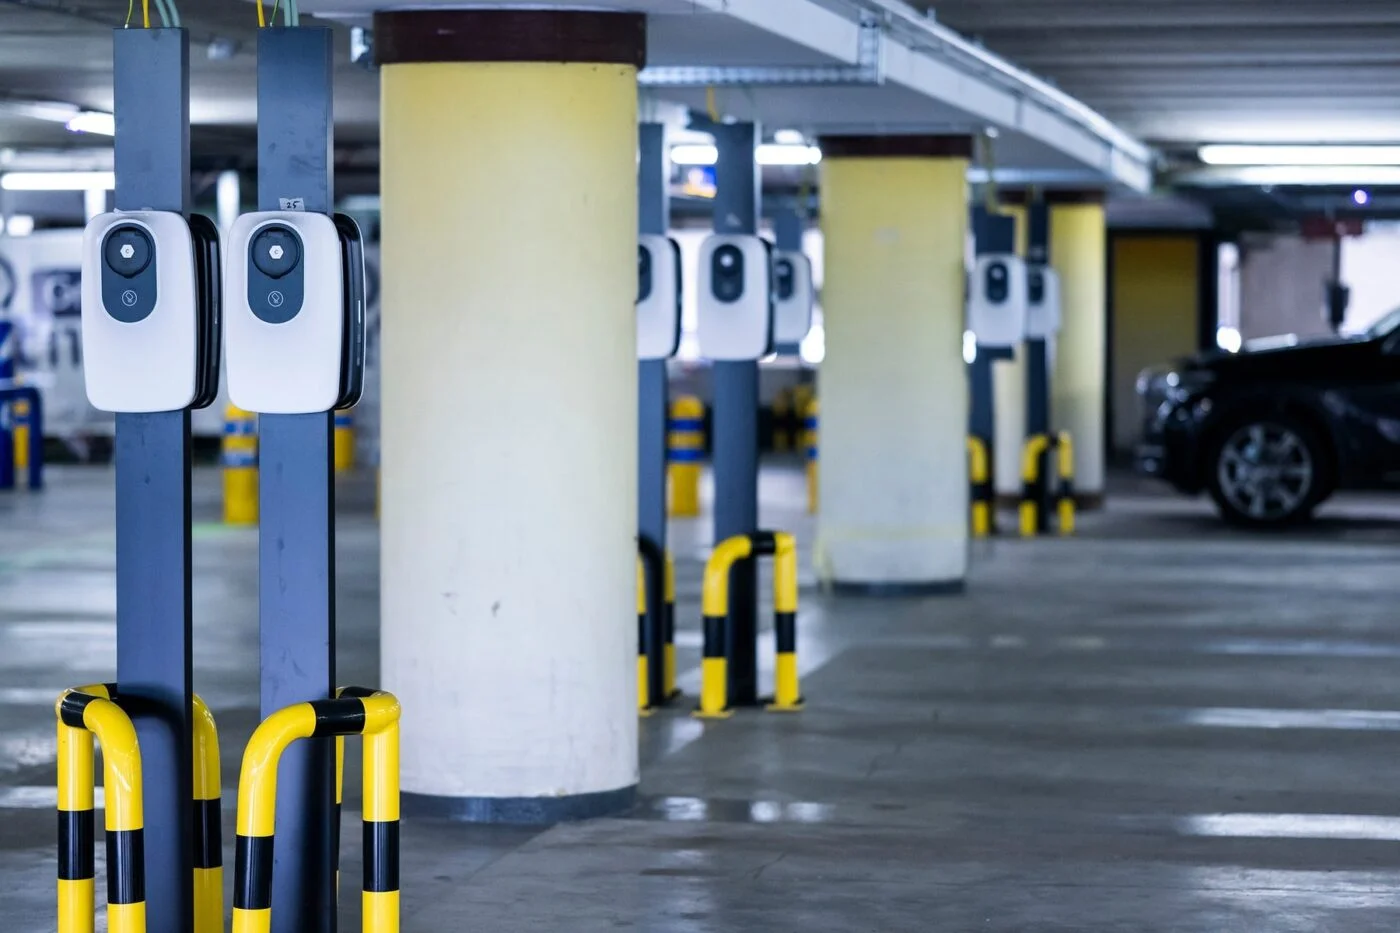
1110;234;1200;455
1238;233;1333;341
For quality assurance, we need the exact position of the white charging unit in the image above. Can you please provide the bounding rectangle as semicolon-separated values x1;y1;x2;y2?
637;234;682;361
695;234;773;361
1025;265;1062;339
224;211;349;414
772;250;814;345
81;210;209;412
967;253;1028;349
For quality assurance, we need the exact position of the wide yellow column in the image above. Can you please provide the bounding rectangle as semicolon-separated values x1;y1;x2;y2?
818;136;970;593
376;9;642;821
1050;198;1107;503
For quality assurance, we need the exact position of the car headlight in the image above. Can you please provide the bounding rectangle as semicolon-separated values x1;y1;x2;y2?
1165;369;1215;401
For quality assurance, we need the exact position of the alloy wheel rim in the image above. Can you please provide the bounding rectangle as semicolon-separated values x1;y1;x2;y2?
1218;422;1314;520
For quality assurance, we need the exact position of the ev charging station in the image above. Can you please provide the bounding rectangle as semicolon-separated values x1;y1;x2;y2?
698;122;773;706
967;207;1026;494
637;122;682;710
772;207;814;354
1024;200;1059;525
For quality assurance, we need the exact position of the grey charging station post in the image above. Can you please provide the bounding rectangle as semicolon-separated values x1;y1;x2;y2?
711;122;762;706
112;27;194;933
968;207;1017;491
256;27;339;932
1025;200;1052;526
773;208;804;356
637;122;669;706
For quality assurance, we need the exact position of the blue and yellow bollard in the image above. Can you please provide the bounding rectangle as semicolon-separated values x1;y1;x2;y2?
13;397;29;473
668;395;705;517
334;408;355;473
223;405;259;526
803;399;819;515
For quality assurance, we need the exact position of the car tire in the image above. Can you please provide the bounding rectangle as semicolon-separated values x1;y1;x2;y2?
1206;413;1329;528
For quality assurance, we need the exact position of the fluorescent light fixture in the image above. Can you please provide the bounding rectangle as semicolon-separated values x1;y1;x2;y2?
4;214;35;237
962;330;977;365
1215;326;1242;354
0;171;116;191
669;144;823;167
1353;188;1370;205
1200;144;1400;166
65;111;115;136
773;128;805;146
1225;165;1400;186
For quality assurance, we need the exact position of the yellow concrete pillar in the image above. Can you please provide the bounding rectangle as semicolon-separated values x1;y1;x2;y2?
817;136;971;592
376;8;642;817
1050;198;1107;502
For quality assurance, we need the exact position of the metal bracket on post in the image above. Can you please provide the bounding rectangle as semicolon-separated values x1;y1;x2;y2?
711;121;762;708
256;27;338;933
112;26;194;933
638;12;884;87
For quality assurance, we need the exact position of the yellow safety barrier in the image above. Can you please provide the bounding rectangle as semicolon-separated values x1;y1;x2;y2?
966;435;991;538
56;685;225;933
1056;431;1076;536
233;688;400;933
334;409;355;473
667;396;705;517
222;405;259;526
1019;432;1076;538
695;531;802;719
803;399;819;515
771;388;792;452
56;686;146;933
14;397;30;471
636;558;651;716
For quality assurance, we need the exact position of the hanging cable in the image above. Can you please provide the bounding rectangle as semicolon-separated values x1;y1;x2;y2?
124;0;133;27
268;0;280;26
166;0;180;27
256;0;265;28
285;0;296;27
140;0;149;28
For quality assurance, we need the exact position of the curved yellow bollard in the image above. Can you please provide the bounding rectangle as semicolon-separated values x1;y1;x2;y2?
966;436;991;538
192;695;224;933
56;686;146;933
1056;431;1076;536
234;689;400;933
766;532;803;712
636;558;652;716
667;396;705;517
803;399;819;515
1019;434;1051;538
694;535;752;719
663;552;679;700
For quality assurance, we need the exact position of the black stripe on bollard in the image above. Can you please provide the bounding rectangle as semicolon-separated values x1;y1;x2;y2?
774;612;797;654
749;531;778;556
106;828;146;904
58;693;97;730
58;809;95;880
363;820;400;893
193;798;222;869
702;615;727;658
234;834;274;911
310;697;366;738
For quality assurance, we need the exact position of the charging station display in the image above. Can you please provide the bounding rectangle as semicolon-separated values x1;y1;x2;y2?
224;211;365;414
772;250;814;345
696;234;774;361
80;210;221;413
637;234;682;361
967;253;1028;349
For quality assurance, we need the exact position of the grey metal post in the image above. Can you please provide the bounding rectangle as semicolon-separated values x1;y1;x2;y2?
637;123;668;706
773;208;804;356
711;121;761;706
112;28;193;933
1025;201;1051;438
257;27;338;933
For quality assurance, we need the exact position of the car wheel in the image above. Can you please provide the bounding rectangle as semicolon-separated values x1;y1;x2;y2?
1207;415;1325;527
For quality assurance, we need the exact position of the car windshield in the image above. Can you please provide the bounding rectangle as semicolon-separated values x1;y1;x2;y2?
1366;305;1400;339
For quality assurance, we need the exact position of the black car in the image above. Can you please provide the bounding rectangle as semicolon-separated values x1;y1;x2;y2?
1137;308;1400;526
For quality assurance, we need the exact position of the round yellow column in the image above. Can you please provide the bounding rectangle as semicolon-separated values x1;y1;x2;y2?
376;9;643;820
817;136;971;593
1050;197;1107;504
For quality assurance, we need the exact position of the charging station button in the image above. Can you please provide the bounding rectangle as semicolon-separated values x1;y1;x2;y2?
104;226;153;278
252;226;301;279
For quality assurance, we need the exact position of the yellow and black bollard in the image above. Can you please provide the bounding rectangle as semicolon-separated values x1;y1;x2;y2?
636;558;652;715
334;409;355;473
803;399;819;515
667;396;705;517
663;552;679;700
966;435;992;538
1056;431;1076;536
223;405;259;526
1019;434;1050;538
695;531;802;719
233;687;400;933
56;686;146;933
192;695;224;933
13;397;30;473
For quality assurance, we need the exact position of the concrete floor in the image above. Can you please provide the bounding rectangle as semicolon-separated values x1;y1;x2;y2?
5;464;1400;930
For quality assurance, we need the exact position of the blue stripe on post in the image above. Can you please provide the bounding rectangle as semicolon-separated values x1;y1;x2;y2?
222;452;258;468
334;414;352;428
803;418;818;429
667;418;705;431
224;421;256;436
668;449;706;464
806;447;818;460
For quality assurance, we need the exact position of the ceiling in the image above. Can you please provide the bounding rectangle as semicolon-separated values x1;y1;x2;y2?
916;0;1400;150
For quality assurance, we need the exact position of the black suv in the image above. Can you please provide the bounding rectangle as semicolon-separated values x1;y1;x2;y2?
1137;309;1400;526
